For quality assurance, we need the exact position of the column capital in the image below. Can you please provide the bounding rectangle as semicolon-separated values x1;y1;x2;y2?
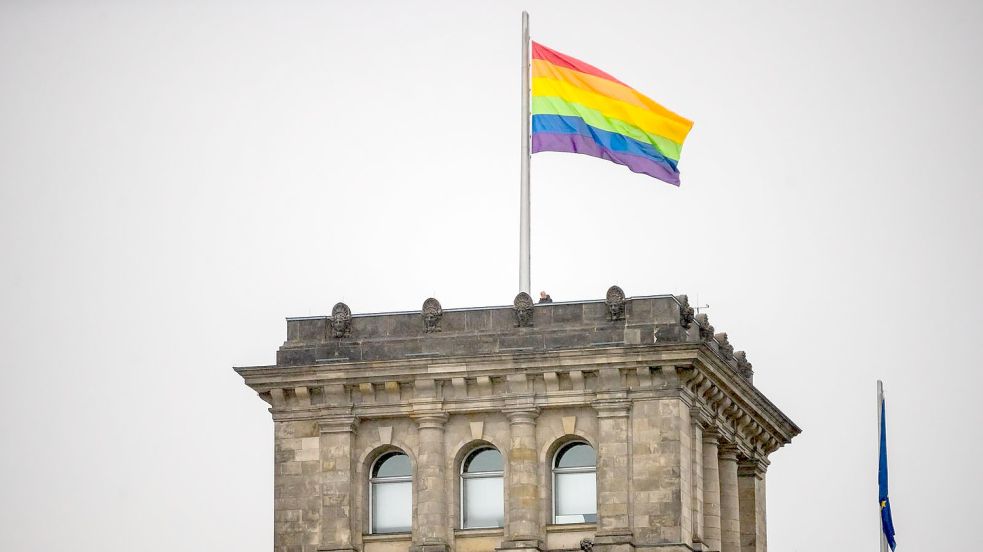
503;407;540;425
718;443;740;462
592;397;631;417
702;427;722;445
411;411;449;429
318;415;359;434
738;455;770;479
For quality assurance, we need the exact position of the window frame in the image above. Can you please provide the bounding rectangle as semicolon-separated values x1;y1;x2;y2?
459;446;505;529
551;441;597;525
368;451;413;535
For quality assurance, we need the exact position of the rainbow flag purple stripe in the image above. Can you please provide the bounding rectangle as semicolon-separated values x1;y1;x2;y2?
531;42;693;185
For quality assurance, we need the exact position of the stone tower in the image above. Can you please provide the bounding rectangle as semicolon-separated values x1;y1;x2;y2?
235;290;799;552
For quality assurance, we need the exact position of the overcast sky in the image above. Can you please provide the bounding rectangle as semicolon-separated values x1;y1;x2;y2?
2;1;981;550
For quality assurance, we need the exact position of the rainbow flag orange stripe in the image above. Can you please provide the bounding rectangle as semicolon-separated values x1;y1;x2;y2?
531;42;693;184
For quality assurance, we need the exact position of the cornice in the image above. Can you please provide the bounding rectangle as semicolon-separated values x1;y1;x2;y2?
246;342;799;457
234;342;705;386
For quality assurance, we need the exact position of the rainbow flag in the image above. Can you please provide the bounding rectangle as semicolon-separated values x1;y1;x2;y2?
531;42;694;185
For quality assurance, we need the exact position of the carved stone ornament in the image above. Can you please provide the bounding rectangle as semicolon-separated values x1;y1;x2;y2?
735;351;754;379
715;332;735;360
513;292;534;327
330;302;352;338
422;297;443;333
579;538;594;552
696;313;714;343
605;285;626;321
677;294;695;329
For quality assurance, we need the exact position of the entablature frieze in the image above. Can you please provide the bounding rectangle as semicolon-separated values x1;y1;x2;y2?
244;344;799;456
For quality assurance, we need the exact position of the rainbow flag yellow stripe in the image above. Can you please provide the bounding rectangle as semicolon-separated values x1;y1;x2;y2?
531;41;693;184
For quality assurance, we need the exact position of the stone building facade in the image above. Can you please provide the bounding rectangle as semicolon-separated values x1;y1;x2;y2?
235;290;799;552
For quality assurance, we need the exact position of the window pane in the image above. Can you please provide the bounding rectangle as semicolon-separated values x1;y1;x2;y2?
556;443;596;469
463;476;504;528
464;449;503;474
374;452;411;478
555;471;596;523
372;480;412;533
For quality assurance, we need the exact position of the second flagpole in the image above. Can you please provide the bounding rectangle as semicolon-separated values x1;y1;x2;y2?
519;11;531;295
877;380;889;552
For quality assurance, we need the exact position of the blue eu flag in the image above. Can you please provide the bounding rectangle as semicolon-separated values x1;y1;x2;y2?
879;396;897;550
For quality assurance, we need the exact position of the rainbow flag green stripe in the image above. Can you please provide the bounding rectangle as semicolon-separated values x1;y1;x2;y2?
532;95;683;162
531;41;693;184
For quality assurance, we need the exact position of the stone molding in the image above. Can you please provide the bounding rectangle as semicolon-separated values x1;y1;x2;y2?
243;345;798;458
682;367;786;456
738;456;770;479
503;407;540;425
718;444;740;462
702;427;722;445
318;415;359;434
411;411;449;429
591;398;632;418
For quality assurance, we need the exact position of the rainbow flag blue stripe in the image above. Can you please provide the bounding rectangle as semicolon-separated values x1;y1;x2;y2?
531;41;693;185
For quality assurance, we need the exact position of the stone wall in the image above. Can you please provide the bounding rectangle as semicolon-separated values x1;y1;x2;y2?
238;292;799;552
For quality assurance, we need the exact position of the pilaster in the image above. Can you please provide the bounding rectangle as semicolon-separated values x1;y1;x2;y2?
718;444;741;552
593;397;634;551
738;457;769;552
701;429;722;552
499;406;543;552
689;407;709;550
630;366;691;547
411;412;450;552
317;416;359;552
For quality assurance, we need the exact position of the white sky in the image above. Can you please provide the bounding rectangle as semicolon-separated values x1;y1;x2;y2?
1;1;981;550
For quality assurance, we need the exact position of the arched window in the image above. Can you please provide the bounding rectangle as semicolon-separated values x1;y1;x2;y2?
370;451;412;534
461;447;504;528
552;442;597;524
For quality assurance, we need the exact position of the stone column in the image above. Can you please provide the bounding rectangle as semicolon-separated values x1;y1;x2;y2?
701;430;722;552
501;407;542;551
718;445;741;552
318;416;359;551
412;412;450;552
689;409;707;549
593;399;633;551
738;457;769;552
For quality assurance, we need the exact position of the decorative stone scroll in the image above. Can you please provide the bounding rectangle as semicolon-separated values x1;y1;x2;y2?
716;332;735;360
330;302;352;338
513;292;534;327
579;538;594;552
696;313;714;343
422;297;443;333
677;294;695;329
605;285;626;321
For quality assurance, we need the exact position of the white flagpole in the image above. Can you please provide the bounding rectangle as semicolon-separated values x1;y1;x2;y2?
877;380;888;552
519;11;531;295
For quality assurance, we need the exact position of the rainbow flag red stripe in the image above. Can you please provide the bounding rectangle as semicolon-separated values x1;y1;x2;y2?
531;42;693;185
